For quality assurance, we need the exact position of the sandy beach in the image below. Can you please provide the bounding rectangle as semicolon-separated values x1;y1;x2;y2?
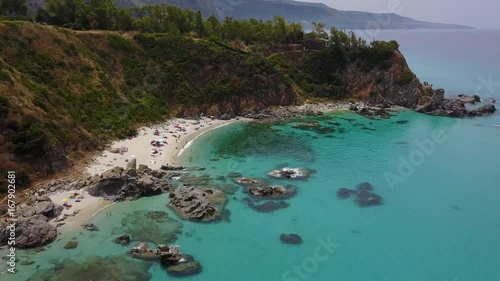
46;117;245;232
85;117;244;176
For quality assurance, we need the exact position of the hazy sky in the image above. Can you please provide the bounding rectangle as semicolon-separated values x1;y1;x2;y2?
301;0;500;28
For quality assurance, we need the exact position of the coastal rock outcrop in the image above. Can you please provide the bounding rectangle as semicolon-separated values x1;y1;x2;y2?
87;164;168;201
0;216;57;248
168;186;227;222
20;201;63;219
280;234;303;245
415;93;497;118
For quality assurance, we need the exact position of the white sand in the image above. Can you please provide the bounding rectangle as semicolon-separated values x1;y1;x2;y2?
48;189;111;232
85;118;244;175
47;117;246;232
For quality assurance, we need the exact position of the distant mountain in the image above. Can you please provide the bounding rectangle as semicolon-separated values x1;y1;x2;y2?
114;0;473;30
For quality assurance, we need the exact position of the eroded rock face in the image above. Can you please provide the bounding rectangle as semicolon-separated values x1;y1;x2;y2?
168;186;227;222
0;216;57;248
20;201;63;219
280;234;303;245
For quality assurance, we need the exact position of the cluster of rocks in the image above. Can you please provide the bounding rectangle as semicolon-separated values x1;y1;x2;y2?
415;89;497;117
86;159;171;201
337;182;383;207
130;242;202;277
267;168;314;180
168;186;227;222
0;199;62;248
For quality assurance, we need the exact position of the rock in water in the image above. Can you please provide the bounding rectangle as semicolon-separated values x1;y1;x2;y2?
168;186;227;222
114;235;131;245
280;234;303;245
165;255;202;278
267;168;313;180
356;190;383;207
336;188;357;199
247;185;296;199
83;223;99;231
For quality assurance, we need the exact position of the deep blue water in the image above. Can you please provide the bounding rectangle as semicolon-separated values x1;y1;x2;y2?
3;29;500;281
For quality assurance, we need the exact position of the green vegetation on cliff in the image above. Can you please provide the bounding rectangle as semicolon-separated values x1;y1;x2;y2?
0;3;424;192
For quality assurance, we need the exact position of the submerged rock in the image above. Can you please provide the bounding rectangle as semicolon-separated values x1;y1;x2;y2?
63;240;78;249
336;188;357;199
113;210;182;244
243;198;289;213
27;255;152;281
280;234;303;245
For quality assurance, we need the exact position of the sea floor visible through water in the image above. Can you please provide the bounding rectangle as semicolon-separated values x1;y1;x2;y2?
4;109;500;281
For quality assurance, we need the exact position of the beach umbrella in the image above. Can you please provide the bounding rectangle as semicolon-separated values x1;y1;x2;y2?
62;198;68;203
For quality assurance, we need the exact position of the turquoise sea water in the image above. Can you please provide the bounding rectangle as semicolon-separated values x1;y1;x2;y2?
3;29;500;281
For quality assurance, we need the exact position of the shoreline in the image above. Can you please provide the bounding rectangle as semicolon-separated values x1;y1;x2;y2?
46;117;247;233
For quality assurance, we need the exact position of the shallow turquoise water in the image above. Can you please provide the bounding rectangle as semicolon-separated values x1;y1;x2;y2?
3;29;500;280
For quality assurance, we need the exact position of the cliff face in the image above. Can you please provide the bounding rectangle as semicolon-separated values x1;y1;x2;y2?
341;50;441;108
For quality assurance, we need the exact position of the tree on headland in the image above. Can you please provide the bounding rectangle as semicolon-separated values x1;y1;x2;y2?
0;0;28;16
